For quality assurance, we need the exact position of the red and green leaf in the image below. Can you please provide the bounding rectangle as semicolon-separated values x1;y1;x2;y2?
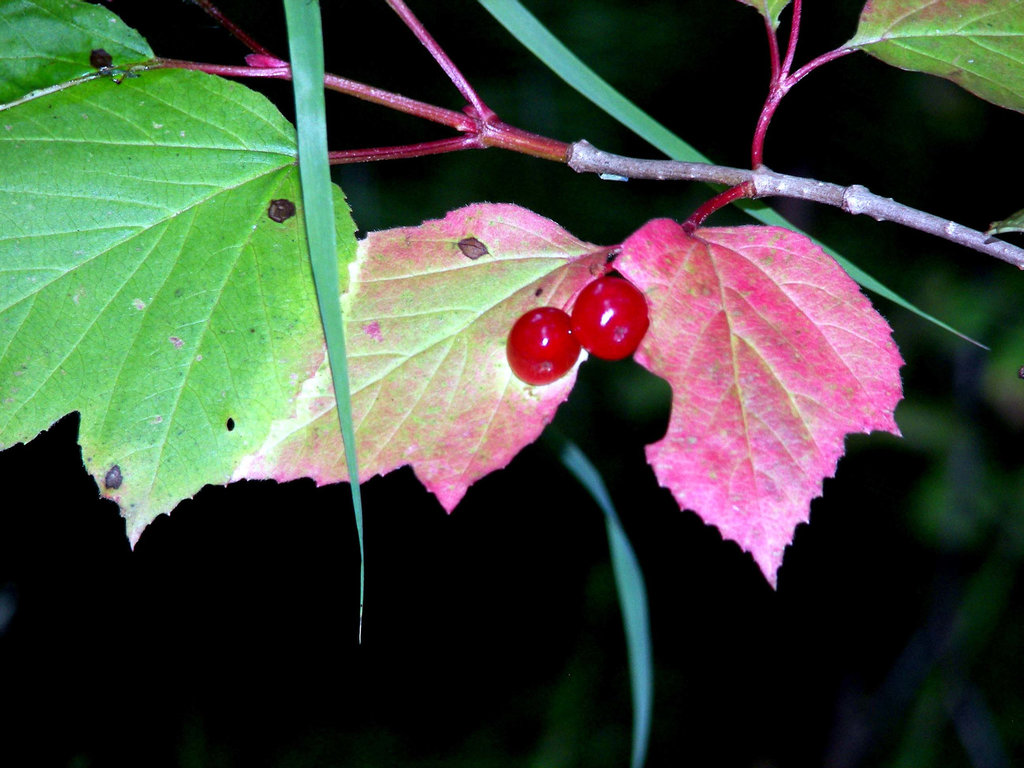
615;221;903;583
233;204;606;512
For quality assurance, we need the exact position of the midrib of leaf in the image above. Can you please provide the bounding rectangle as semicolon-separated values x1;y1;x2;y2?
282;0;365;641
856;30;1024;45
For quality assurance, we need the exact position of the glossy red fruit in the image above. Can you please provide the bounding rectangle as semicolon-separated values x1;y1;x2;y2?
506;307;581;385
570;276;650;360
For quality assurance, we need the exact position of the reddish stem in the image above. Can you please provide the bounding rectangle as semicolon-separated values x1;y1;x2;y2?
329;137;477;164
384;0;496;121
154;58;474;131
323;72;474;132
478;120;570;161
153;59;569;163
155;58;285;78
787;46;855;89
750;0;802;168
763;14;781;83
164;1;569;165
780;0;802;78
750;89;784;169
683;182;755;232
749;0;854;168
190;0;275;57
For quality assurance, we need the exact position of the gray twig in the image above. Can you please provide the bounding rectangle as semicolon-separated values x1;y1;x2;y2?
567;140;1024;270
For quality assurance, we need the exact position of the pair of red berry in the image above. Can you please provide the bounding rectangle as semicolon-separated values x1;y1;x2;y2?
506;275;650;385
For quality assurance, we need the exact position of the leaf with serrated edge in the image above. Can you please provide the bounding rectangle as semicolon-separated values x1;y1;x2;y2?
233;204;606;512
848;0;1024;114
0;68;356;544
617;222;903;585
734;0;791;30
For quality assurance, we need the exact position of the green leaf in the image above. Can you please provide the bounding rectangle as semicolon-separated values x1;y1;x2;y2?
282;0;365;639
848;0;1024;114
987;206;1024;235
735;0;792;30
476;0;981;345
0;0;153;104
0;67;356;542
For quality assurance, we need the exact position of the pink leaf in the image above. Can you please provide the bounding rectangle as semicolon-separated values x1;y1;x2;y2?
618;221;903;585
233;204;605;511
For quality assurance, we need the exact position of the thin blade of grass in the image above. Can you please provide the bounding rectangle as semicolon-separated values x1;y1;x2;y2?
548;432;652;768
476;0;981;346
283;0;365;640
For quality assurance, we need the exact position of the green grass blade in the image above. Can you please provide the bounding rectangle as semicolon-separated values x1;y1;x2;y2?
476;0;980;346
283;0;365;639
549;433;653;768
477;0;708;165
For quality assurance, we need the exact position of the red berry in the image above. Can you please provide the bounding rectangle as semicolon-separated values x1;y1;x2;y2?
506;307;581;385
570;276;650;360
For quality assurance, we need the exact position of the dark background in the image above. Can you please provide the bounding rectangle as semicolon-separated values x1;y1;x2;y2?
2;1;1024;766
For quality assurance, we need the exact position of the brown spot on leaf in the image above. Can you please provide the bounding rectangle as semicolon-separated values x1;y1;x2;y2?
457;237;488;260
226;417;235;431
90;49;113;68
268;198;296;222
534;287;544;297
104;465;122;490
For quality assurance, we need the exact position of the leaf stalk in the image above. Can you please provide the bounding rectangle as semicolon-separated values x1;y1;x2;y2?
749;0;853;167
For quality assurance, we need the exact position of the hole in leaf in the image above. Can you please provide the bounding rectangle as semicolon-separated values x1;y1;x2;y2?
226;418;235;432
